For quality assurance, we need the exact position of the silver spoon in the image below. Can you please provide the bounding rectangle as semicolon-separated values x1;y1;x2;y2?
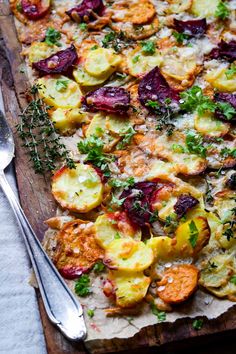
0;109;87;342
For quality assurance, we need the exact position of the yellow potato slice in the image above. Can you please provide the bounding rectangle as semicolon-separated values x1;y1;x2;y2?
37;75;82;109
127;47;163;77
146;236;174;260
194;112;230;138
52;163;103;213
27;42;58;63
191;0;220;18
86;113;106;137
104;239;154;272
84;48;121;78
105;114;132;135
95;213;141;249
167;0;192;14
73;67;108;86
51;108;88;134
161;57;197;82
108;271;151;308
205;67;236;92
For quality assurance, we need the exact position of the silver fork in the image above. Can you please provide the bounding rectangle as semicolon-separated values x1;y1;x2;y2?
0;110;87;342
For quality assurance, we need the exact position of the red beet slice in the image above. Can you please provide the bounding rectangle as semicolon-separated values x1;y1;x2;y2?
173;18;207;37
138;67;180;112
21;0;50;20
210;40;236;61
214;92;236;121
66;0;105;23
32;45;78;75
120;182;158;226
84;87;130;114
59;265;88;279
174;194;199;219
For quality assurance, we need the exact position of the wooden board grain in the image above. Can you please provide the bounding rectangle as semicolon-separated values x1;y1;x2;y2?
1;3;236;354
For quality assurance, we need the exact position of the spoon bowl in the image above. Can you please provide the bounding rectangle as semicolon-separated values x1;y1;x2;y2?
0;110;15;171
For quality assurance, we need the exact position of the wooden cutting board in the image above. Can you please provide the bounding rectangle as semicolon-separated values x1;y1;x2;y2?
1;3;236;353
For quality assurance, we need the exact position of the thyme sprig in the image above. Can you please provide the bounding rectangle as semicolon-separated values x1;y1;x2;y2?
16;85;75;174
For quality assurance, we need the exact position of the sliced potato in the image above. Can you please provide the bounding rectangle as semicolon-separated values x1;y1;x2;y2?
194;112;230;138
27;41;58;63
73;67;108;86
127;47;163;77
85;113;106;137
146;160;176;180
214;190;236;223
84;48;121;78
205;67;236;92
52;163;103;213
94;212;141;249
51;108;88;134
53;219;104;279
112;0;156;25
146;236;174;260
167;0;192;14
108;271;151;308
106;114;132;135
37;75;82;109
161;57;197;82
191;0;220;18
157;264;199;304
104;239;154;272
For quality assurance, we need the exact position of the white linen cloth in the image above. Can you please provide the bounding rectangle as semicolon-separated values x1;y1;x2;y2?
0;93;47;354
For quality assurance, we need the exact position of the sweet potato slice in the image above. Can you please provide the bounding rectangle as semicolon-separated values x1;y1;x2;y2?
112;0;156;25
53;219;104;279
157;264;199;304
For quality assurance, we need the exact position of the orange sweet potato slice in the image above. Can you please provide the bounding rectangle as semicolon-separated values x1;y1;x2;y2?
156;264;199;304
112;0;156;25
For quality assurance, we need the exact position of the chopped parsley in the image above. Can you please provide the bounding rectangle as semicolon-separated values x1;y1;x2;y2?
114;232;121;239
150;302;166;322
74;275;91;297
116;127;136;150
217;102;236;120
171;144;187;154
140;41;156;55
220;147;236;158
93;261;105;273
230;275;236;285
16;2;23;12
225;64;236;79
79;23;87;31
77;136;114;177
87;309;95;318
90;45;99;50
132;55;140;63
180;86;215;116
185;131;207;158
109;177;135;189
215;1;230;20
192;318;203;330
102;31;129;53
110;194;126;207
44;27;61;47
173;31;190;44
188;220;199;248
55;79;69;92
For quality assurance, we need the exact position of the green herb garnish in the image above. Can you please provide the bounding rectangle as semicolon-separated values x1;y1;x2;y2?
109;177;135;189
116;127;136;150
140;41;156;55
79;23;88;31
44;27;61;47
185;131;207;158
55;79;69;92
230;275;236;285
93;261;105;273
215;1;230;20
150;302;166;322
173;31;190;44
74;275;91;297
189;220;199;248
225;64;236;79
192;319;203;330
132;55;140;63
87;309;95;318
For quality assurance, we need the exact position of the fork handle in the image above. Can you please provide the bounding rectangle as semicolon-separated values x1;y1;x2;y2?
0;171;87;342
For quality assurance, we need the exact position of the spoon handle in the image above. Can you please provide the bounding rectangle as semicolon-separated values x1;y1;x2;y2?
0;171;87;342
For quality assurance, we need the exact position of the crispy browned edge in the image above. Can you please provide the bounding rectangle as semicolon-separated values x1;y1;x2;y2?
1;2;236;354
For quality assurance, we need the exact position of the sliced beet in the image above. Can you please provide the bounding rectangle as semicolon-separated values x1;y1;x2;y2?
32;45;78;75
174;194;199;219
84;87;130;114
21;0;50;20
66;0;105;23
209;40;236;61
138;67;180;112
214;92;236;121
120;182;157;227
173;18;207;37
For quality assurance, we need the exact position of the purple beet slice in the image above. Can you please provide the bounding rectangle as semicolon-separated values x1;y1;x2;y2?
214;92;236;121
120;182;157;226
173;18;207;37
209;40;236;61
84;87;130;114
138;67;180;112
174;194;199;219
66;0;105;23
21;0;50;20
32;45;78;75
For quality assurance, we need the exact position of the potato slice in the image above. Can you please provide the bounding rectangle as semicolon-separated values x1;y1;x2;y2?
85;113;106;137
214;190;236;223
51;108;88;134
167;0;192;14
52;163;103;213
105;114;132;135
157;264;199;304
37;75;82;109
161;57;197;82
95;212;141;249
191;0;220;17
73;67;109;86
27;41;58;63
194;112;230;138
112;0;156;25
127;47;163;77
205;67;236;92
174;217;211;257
53;219;104;279
104;239;154;272
146;236;174;260
108;271;151;308
84;48;121;78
